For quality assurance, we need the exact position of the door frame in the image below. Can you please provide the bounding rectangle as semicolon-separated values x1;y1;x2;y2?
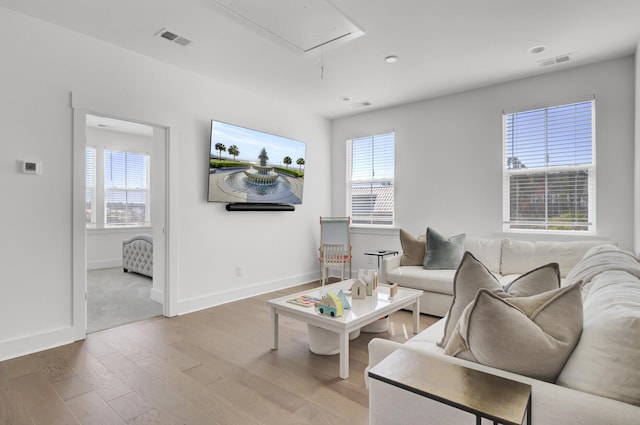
72;107;173;340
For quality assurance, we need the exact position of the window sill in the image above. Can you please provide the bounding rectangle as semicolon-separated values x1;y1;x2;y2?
87;226;152;236
350;226;399;237
495;229;608;241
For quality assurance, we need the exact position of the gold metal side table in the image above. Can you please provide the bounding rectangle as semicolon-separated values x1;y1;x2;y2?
368;349;532;425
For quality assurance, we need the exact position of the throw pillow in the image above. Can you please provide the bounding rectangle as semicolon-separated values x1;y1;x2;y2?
438;251;561;348
423;227;466;269
443;283;583;382
399;229;426;266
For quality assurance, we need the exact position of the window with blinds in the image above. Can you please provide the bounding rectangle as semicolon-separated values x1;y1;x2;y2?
503;99;595;232
347;132;395;226
85;147;96;226
104;150;150;226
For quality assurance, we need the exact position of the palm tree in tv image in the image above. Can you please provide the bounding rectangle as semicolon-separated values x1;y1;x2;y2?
228;144;239;162
215;142;226;159
283;156;292;168
296;157;305;174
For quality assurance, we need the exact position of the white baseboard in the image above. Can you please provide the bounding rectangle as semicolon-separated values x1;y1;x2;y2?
87;258;122;270
1;272;320;361
150;288;164;304
177;271;319;315
0;326;76;362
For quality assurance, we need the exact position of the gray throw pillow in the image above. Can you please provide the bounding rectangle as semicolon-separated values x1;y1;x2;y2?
438;251;561;348
423;227;466;269
444;283;583;382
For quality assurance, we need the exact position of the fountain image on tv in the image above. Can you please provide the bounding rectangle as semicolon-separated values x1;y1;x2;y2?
207;120;306;206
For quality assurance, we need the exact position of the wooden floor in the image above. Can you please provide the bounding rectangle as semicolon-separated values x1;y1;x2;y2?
0;281;438;425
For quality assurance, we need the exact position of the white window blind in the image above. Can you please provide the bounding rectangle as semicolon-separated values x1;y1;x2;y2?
348;132;395;226
85;146;96;226
503;99;595;232
104;150;150;226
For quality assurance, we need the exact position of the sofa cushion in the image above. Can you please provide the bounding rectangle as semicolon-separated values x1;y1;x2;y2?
501;239;611;278
387;267;458;295
556;270;640;405
444;283;583;382
424;227;466;270
438;252;561;348
399;229;426;266
463;237;503;274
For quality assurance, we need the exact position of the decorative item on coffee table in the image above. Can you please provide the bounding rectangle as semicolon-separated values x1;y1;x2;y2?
389;282;399;300
316;292;343;317
358;268;378;296
351;279;366;299
337;289;351;309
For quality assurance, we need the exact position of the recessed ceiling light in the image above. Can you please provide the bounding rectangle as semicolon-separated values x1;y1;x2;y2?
340;96;352;102
385;55;399;63
528;45;548;54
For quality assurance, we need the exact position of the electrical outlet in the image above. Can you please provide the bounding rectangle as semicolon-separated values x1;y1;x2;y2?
236;267;242;277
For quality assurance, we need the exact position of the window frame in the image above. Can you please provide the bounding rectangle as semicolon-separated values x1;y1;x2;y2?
86;146;151;229
103;149;151;228
346;132;395;227
502;99;596;234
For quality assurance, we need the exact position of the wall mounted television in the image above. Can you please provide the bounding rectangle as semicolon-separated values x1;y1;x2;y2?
207;120;306;209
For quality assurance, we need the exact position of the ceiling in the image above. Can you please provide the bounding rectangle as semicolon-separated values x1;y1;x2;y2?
2;0;640;119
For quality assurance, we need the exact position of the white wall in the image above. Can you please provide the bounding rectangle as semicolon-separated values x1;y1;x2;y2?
87;229;152;270
0;8;331;360
333;57;636;272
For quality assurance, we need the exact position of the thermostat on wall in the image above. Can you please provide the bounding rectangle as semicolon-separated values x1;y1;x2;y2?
21;160;42;175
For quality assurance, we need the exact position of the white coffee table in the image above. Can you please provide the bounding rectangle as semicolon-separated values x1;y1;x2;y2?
268;280;423;379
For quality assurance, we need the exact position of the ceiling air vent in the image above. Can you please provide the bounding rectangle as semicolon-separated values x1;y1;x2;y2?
155;28;192;47
539;54;571;67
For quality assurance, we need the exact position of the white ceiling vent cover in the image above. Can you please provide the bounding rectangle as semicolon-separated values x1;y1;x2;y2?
209;0;364;53
156;28;192;47
539;54;571;67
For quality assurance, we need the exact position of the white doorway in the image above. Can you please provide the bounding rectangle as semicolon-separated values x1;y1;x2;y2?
72;110;169;339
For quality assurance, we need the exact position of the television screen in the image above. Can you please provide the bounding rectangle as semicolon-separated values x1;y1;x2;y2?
208;120;306;205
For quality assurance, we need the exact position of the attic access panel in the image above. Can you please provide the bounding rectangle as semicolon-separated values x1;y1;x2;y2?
209;0;364;53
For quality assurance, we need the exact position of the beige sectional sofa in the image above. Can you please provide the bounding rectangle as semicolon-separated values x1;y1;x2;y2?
368;244;640;424
381;232;611;316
